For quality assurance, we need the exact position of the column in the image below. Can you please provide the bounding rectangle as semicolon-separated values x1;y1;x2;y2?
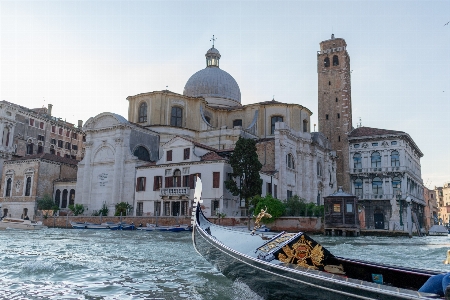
112;137;123;205
296;149;303;199
81;142;93;207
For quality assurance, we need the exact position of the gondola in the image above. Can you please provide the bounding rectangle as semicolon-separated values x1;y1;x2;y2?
191;181;444;299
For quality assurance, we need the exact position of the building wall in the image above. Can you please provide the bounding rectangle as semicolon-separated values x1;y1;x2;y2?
317;36;352;192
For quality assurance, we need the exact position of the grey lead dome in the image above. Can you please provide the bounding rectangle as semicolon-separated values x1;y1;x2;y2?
183;47;241;105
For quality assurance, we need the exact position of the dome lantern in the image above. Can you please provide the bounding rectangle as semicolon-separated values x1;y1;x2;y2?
206;35;220;67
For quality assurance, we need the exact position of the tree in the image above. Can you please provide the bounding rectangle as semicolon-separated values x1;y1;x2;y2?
69;204;85;216
225;137;263;212
115;202;133;216
37;194;58;210
253;195;285;223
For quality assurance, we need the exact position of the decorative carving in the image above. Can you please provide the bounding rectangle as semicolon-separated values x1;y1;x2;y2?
15;179;21;192
362;143;368;148
278;235;325;269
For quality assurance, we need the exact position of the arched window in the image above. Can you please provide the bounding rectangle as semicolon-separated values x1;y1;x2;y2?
69;189;75;206
372;177;382;195
286;154;295;169
138;102;147;123
353;153;362;169
324;57;330;67
354;179;363;197
50;145;55;155
170;107;182;127
333;55;339;66
26;142;33;155
25;177;32;196
371;151;381;168
134;146;150;162
5;178;12;197
61;189;68;208
317;162;322;177
173;169;181;187
271;116;283;134
302;119;308;133
392;177;401;195
55;189;61;208
205;116;211;124
391;150;400;167
38;144;43;154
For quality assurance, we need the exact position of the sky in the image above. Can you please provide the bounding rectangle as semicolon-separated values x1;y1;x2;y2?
1;0;449;188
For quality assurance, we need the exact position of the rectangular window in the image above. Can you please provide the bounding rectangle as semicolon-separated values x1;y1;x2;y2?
38;135;45;141
337;113;340;119
71;155;76;159
212;200;220;215
287;190;293;200
66;130;70;137
65;154;70;158
274;185;278;199
391;141;397;145
165;176;173;188
52;125;56;133
57;140;63;148
136;202;144;216
167;150;172;161
59;128;63;135
233;119;242;127
51;139;56;145
183;148;190;160
213;172;220;188
354;144;360;148
72;144;78;150
333;203;341;213
136;177;146;192
346;203;353;213
271;116;283;134
154;201;161;216
183;175;189;187
39;122;44;129
372;143;378;146
266;183;272;195
164;202;170;216
325;114;329;120
65;142;71;150
72;132;78;139
29;119;34;126
181;201;188;216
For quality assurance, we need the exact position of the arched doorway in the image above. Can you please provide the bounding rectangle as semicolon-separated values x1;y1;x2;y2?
374;209;384;229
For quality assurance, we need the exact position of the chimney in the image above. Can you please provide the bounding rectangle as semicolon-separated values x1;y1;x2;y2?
47;104;53;116
78;120;83;128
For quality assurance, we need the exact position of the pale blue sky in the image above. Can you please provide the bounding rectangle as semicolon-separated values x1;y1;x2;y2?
1;0;449;188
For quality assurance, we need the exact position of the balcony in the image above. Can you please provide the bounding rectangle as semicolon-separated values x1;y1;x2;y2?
160;187;190;197
350;166;406;174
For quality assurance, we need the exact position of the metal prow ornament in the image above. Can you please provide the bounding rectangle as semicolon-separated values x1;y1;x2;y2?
251;206;272;235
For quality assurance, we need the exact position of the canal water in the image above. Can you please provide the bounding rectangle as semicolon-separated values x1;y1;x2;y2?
1;229;450;300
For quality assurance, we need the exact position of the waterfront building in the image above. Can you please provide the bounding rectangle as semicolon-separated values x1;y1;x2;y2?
435;184;450;226
348;126;425;231
0;101;85;179
74;112;159;215
423;187;438;230
317;34;352;192
0;153;78;219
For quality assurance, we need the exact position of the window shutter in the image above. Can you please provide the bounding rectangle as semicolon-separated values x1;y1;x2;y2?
167;150;172;161
213;172;220;188
153;177;158;191
136;178;140;191
189;174;194;189
165;177;173;188
176;176;182;187
143;177;146;191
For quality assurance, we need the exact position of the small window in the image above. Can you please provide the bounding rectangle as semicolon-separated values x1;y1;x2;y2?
136;177;146;192
346;203;353;213
233;119;242;127
166;150;172;161
59;128;63;135
170;107;183;127
183;148;190;160
39;122;44;129
50;146;55;155
72;144;78;150
324;57;330;68
391;141;397;145
51;139;56;145
51;125;56;133
337;113;340;119
271;116;283;134
5;178;12;197
333;55;339;66
286;153;295;169
72;132;78;139
287;190;293;200
58;140;63;148
65;142;71;150
372;143;378;147
25;177;32;196
138;102;147;123
66;130;70;137
354;144;360;148
213;172;220;188
335;97;338;102
266;183;272;196
153;176;162;191
328;81;331;85
325;114;329;120
38;135;45;141
37;145;43;153
338;136;341;142
136;202;143;216
333;203;341;213
302;120;308;133
26;143;33;155
29;119;34;126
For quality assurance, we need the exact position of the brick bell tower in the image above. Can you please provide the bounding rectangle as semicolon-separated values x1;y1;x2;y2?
317;34;352;192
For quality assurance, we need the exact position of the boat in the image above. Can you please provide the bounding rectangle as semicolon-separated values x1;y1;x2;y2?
0;218;47;230
428;225;448;236
191;179;445;300
137;223;191;232
70;222;120;230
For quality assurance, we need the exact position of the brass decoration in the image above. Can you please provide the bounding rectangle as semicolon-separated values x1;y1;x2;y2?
278;235;325;269
251;206;272;235
257;233;296;253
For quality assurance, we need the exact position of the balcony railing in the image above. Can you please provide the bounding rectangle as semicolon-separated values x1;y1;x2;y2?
160;187;190;197
350;166;406;174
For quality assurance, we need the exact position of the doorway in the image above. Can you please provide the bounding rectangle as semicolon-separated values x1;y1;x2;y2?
374;213;384;229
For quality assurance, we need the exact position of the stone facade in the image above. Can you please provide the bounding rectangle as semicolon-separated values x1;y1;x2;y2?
0;153;78;219
423;186;438;230
348;126;425;231
75;112;159;215
317;35;352;192
0;101;85;180
435;184;450;226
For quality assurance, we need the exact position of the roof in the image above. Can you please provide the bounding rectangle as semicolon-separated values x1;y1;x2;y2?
349;127;405;138
164;136;219;152
201;151;226;161
327;187;355;197
11;153;79;166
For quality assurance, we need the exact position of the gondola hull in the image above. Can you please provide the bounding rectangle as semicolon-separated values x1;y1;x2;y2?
193;204;442;300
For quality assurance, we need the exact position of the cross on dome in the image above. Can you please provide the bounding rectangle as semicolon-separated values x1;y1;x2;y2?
210;35;217;48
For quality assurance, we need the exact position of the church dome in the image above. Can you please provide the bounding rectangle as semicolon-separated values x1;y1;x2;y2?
183;47;241;106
